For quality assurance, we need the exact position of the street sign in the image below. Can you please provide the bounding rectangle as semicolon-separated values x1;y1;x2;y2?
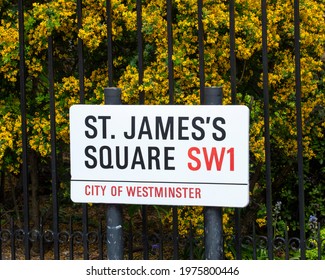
70;105;249;207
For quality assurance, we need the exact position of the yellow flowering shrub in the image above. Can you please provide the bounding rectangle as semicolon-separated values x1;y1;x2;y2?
0;111;22;174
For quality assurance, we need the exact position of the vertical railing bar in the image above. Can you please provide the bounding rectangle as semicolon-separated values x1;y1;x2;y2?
159;221;164;260
229;0;237;105
98;220;103;260
76;0;89;260
172;206;179;259
189;221;194;260
106;0;114;87
128;220;133;260
136;0;149;260
252;223;257;260
167;0;177;259
234;210;241;259
261;0;273;260
142;206;149;259
197;0;205;104
77;0;85;103
229;0;242;260
82;207;89;259
48;35;60;260
285;223;289;259
18;0;30;260
137;1;148;256
10;218;16;260
137;0;144;104
167;0;174;104
39;217;44;260
69;217;74;260
293;0;306;260
317;222;321;260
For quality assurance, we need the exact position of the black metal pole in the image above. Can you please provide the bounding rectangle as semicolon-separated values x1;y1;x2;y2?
18;0;30;260
229;0;242;260
77;0;85;104
167;0;174;104
48;35;60;259
104;87;124;260
261;0;273;260
294;0;306;260
198;0;205;105
137;0;144;104
204;87;223;260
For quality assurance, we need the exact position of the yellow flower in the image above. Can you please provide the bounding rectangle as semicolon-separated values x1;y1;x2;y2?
256;218;267;228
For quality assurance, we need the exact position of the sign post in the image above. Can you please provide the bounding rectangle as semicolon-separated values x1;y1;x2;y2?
203;86;223;260
104;87;123;260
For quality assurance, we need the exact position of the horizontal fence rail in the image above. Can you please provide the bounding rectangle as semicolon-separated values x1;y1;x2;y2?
1;214;324;260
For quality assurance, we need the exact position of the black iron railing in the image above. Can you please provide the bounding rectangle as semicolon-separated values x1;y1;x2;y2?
0;0;321;260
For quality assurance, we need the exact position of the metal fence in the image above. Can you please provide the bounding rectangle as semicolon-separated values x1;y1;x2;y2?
0;0;324;260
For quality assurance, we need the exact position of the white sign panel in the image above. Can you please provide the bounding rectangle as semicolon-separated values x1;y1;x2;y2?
70;105;249;207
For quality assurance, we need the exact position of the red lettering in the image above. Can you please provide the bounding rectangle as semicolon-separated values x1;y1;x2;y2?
155;187;163;197
203;147;225;171
187;147;235;171
126;186;136;197
196;188;201;199
125;186;202;199
85;185;106;196
188;147;201;171
227;147;235;171
85;185;91;195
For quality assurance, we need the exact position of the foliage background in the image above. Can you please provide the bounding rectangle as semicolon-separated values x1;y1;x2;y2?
0;0;324;258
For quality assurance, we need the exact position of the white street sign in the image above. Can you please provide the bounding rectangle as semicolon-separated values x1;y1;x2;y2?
70;105;249;207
